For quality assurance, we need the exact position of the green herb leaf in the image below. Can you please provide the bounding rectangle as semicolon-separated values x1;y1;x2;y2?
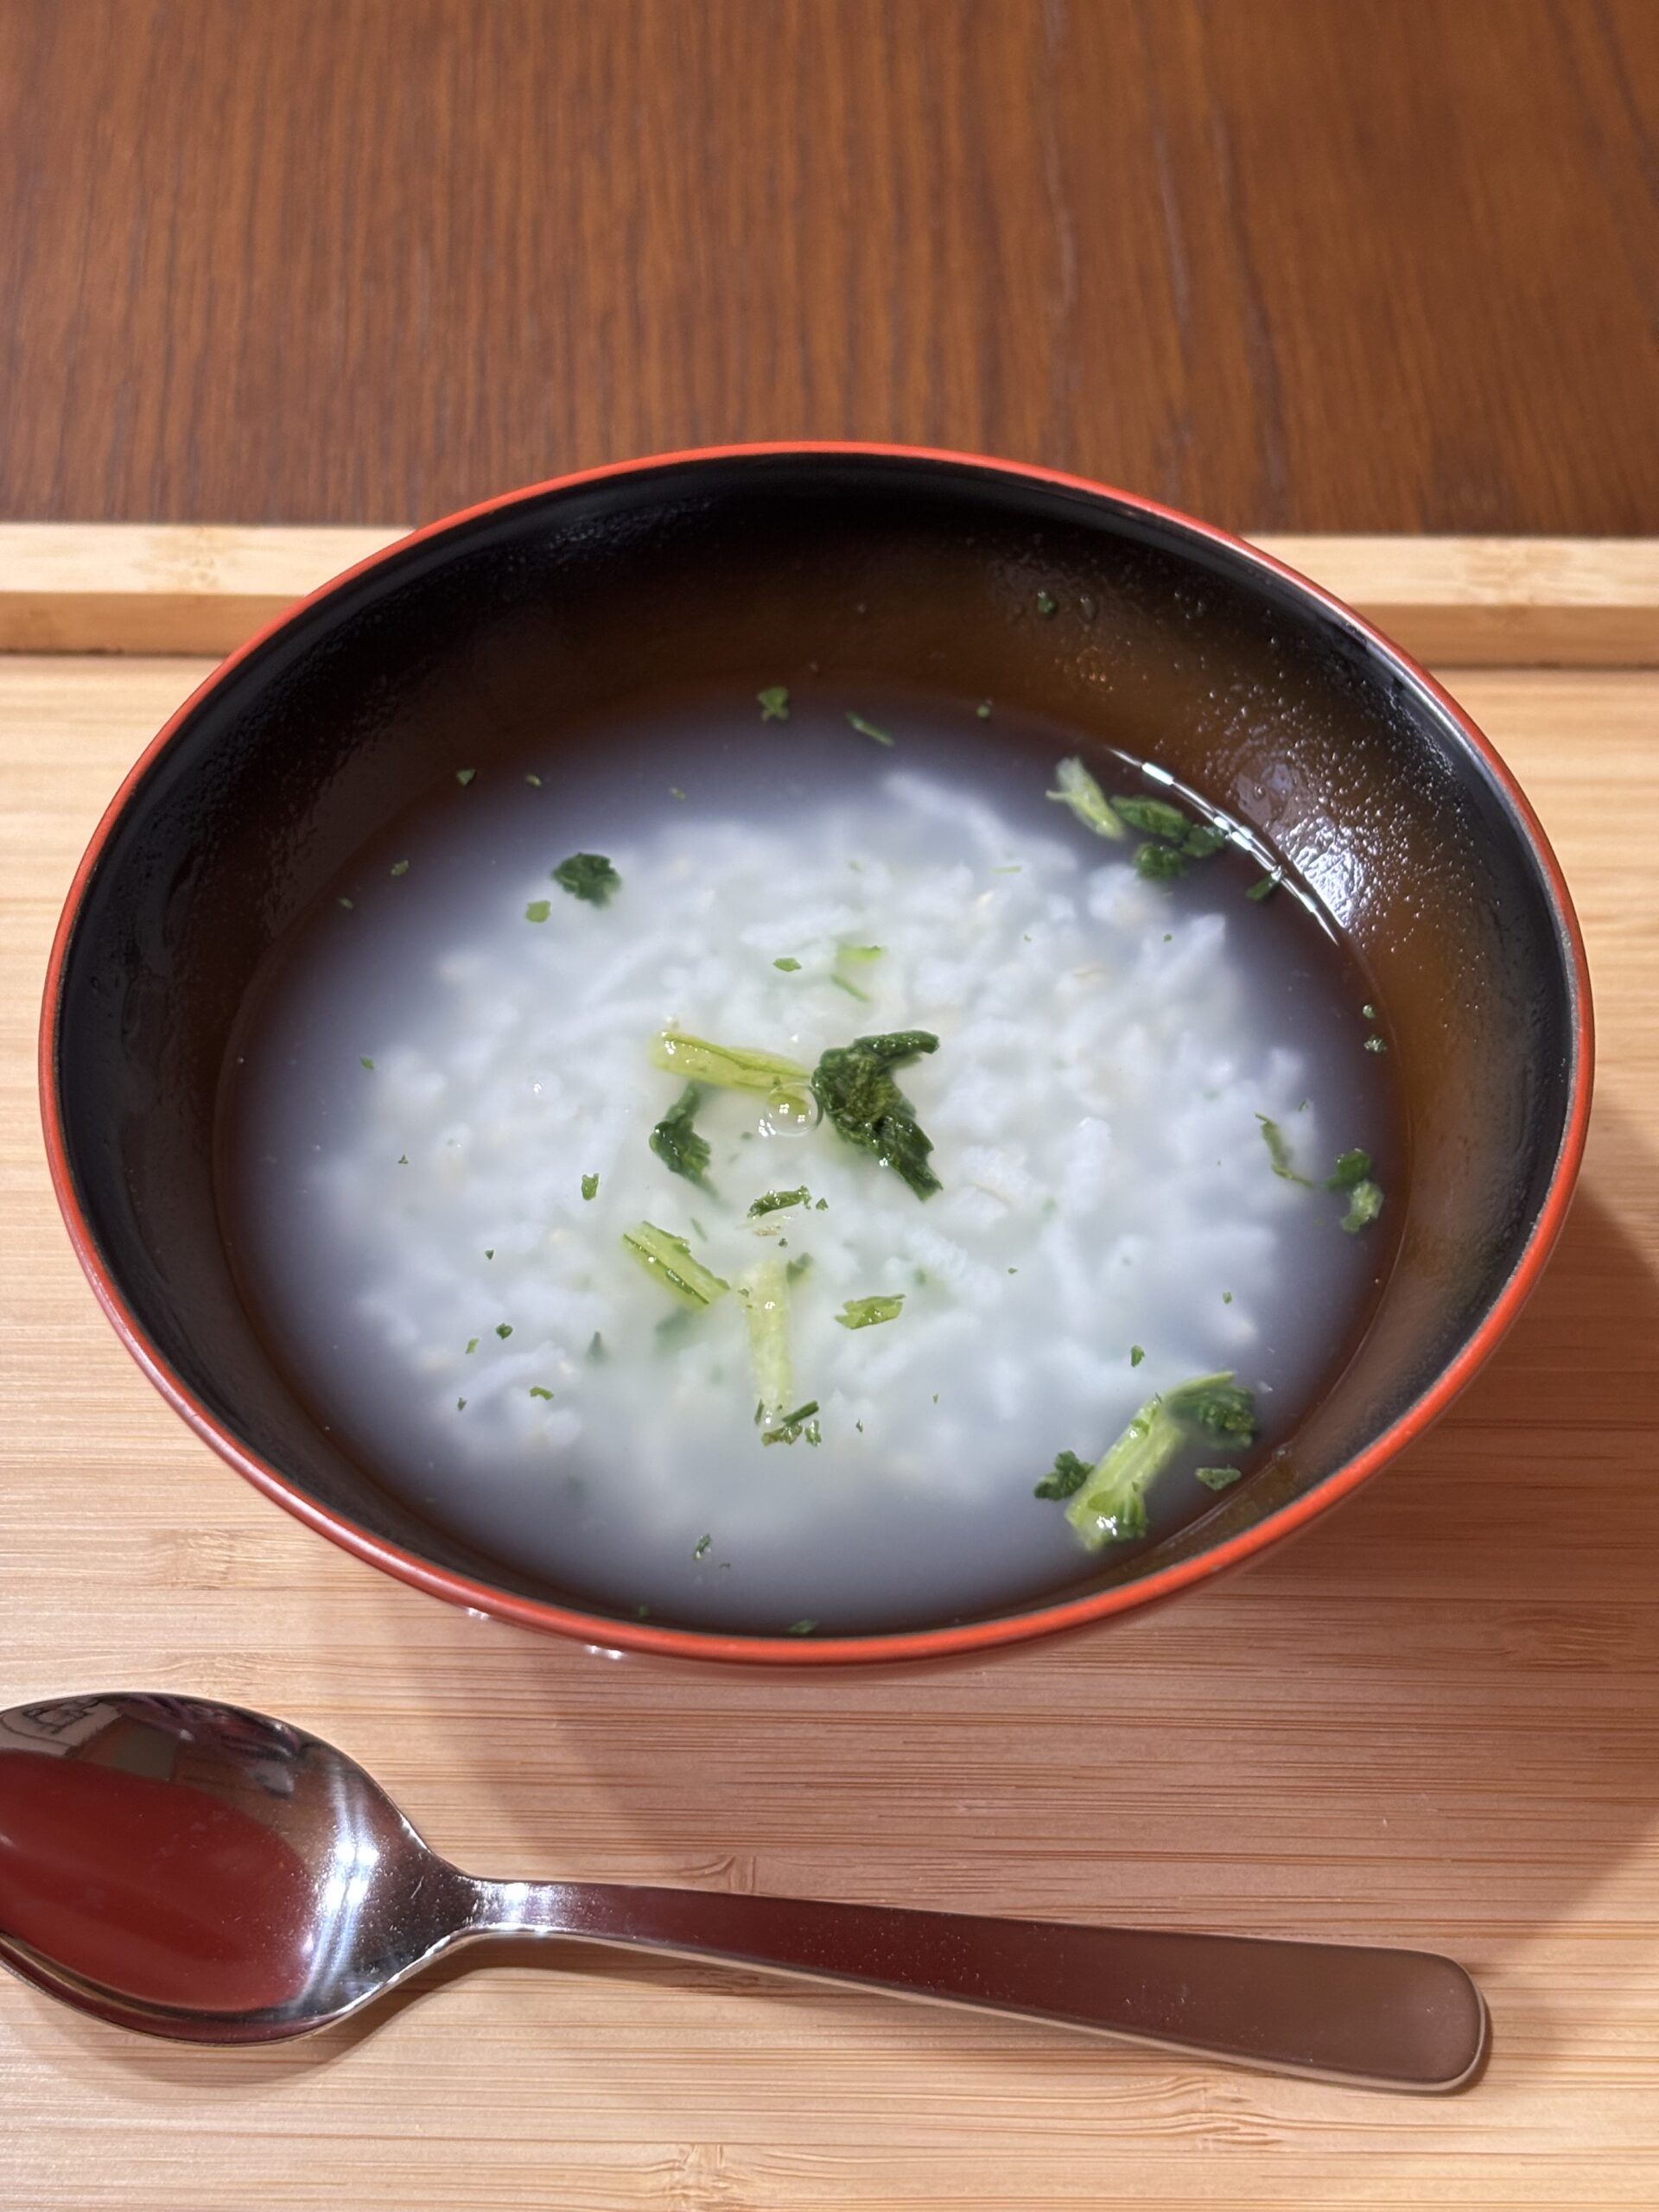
1339;1179;1385;1233
1135;840;1187;881
529;1385;555;1400
465;1338;479;1354
773;956;802;971
390;859;410;876
1182;822;1227;858
650;1083;715;1190
524;772;543;786
455;767;476;786
693;1535;712;1559
1247;873;1281;902
456;1396;467;1410
652;1028;810;1096
359;1056;375;1070
1033;1449;1092;1500
1196;1465;1243;1491
524;899;551;923
582;1172;600;1200
831;942;884;1001
1114;794;1191;842
1364;1034;1388;1053
1130;1344;1145;1367
1060;1370;1257;1551
785;1619;817;1635
846;711;894;747
622;1221;730;1310
757;685;791;721
748;1185;810;1217
338;896;354;910
1257;1115;1314;1186
552;852;620;906
1326;1148;1372;1191
587;1331;607;1362
785;1253;813;1282
976;699;992;718
812;1030;941;1199
836;1294;904;1330
495;1323;513;1339
1046;757;1126;840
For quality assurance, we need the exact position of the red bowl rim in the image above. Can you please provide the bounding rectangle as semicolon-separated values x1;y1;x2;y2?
38;442;1595;1666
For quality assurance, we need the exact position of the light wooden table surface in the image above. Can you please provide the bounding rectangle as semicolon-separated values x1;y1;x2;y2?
3;532;1657;2209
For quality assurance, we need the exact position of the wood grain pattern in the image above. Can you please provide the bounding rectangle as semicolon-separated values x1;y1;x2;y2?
2;576;1658;2202
5;522;1659;664
1;0;1656;535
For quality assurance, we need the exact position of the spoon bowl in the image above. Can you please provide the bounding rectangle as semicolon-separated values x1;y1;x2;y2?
0;1693;1488;2088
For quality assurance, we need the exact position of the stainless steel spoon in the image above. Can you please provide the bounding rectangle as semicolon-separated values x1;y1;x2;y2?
0;1693;1486;2088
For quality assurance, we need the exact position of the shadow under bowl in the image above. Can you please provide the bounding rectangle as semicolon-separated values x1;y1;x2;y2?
40;445;1592;1665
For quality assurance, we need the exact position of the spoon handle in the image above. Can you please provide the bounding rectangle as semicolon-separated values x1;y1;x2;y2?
480;1881;1485;2090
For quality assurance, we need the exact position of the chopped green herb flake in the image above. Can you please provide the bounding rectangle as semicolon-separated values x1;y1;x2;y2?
397;1153;408;1165
622;1221;730;1310
495;1323;513;1339
587;1331;607;1362
465;1338;479;1354
693;1535;712;1559
670;786;687;800
812;1029;941;1199
552;852;620;906
1256;1114;1314;1186
1033;1449;1093;1500
456;1396;467;1410
1326;1148;1372;1191
390;859;410;876
1362;1003;1377;1020
338;896;354;909
836;1294;904;1330
1130;1344;1145;1367
748;1185;810;1217
773;956;802;971
1036;590;1058;618
524;899;551;923
976;699;992;717
1339;1179;1385;1233
650;1083;715;1190
1046;757;1125;840
359;1056;375;1070
1364;1034;1388;1053
1196;1465;1243;1491
992;863;1022;874
1182;822;1227;858
757;685;791;721
1114;794;1191;842
1222;1290;1233;1304
786;1620;817;1636
785;1253;813;1282
1247;873;1280;901
846;711;895;747
761;1399;821;1447
1135;839;1187;881
582;1172;600;1200
485;1249;494;1259
524;772;543;786
529;1385;555;1400
455;767;476;786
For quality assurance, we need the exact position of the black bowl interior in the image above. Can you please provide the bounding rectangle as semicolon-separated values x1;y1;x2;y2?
50;453;1583;1637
